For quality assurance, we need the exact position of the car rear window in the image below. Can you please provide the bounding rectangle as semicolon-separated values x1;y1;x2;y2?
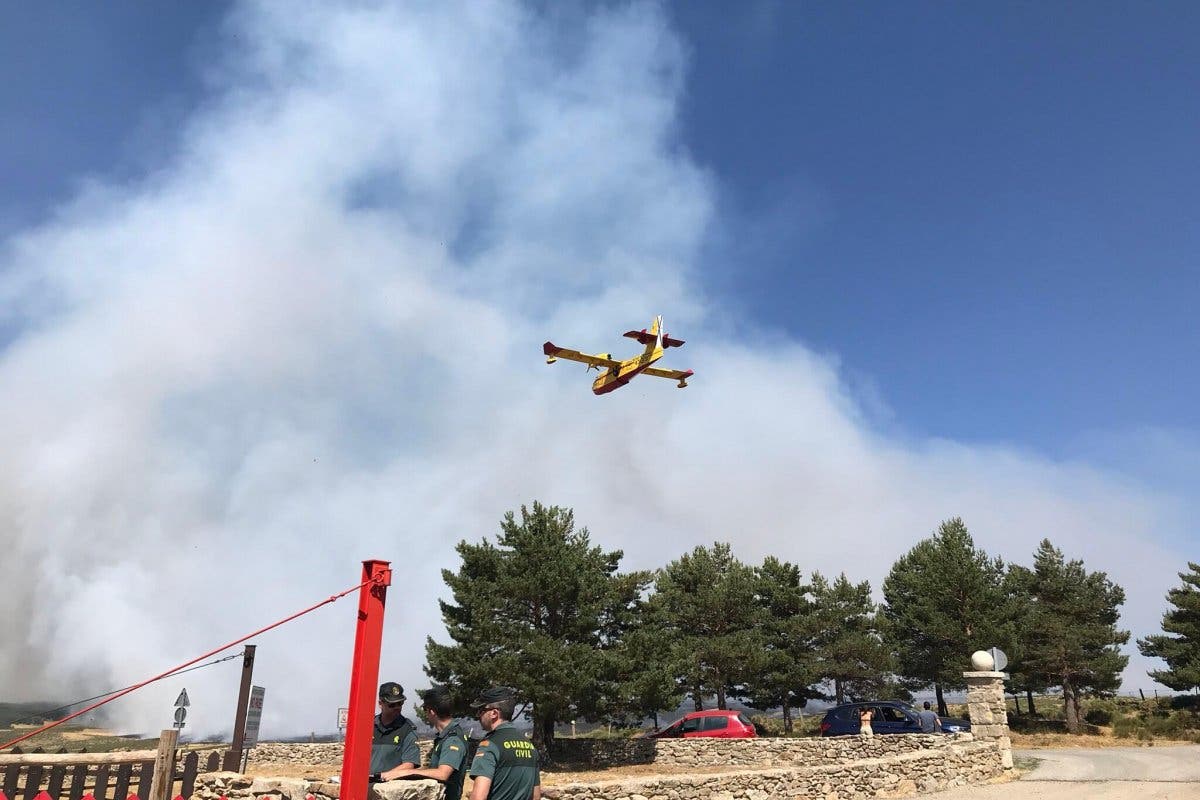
700;715;729;731
736;713;754;728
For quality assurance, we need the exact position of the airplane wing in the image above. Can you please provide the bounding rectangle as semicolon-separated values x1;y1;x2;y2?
642;366;694;386
543;342;623;369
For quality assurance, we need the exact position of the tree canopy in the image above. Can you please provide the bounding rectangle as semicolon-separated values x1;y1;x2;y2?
1021;539;1129;733
1138;561;1200;693
654;542;762;710
809;571;895;705
743;557;819;731
424;503;1147;739
424;502;649;748
880;517;1008;715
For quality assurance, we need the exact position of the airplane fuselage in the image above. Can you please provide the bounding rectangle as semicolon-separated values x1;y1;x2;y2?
591;346;664;394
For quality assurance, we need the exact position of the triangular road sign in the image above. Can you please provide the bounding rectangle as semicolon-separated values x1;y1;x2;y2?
174;689;190;708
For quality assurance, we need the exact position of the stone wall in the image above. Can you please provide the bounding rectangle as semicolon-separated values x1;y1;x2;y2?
546;739;1004;800
244;743;344;766
193;772;443;800
552;732;965;768
207;738;1005;800
244;741;433;767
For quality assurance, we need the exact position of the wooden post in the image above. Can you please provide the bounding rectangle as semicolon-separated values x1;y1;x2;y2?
148;731;177;800
339;560;391;800
223;646;257;772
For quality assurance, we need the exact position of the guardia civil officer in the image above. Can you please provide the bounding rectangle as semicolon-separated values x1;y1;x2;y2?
468;687;540;800
368;682;421;778
381;685;469;800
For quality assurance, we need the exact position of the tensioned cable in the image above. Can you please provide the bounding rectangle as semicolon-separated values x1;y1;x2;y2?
1;576;379;751
6;652;246;729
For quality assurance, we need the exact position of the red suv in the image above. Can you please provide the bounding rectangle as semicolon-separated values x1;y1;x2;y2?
647;709;758;739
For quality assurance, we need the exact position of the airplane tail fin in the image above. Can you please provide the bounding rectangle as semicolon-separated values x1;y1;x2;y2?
623;315;685;348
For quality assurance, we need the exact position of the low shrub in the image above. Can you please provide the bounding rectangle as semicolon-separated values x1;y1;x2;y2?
1169;695;1199;712
1111;717;1139;739
1084;707;1113;726
749;715;784;737
1009;717;1067;734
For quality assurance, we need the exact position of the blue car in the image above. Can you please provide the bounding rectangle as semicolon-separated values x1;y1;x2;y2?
818;701;971;736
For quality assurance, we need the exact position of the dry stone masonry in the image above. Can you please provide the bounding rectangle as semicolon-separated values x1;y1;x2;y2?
544;739;1003;800
244;741;433;767
552;732;966;768
192;772;443;800
962;669;1014;769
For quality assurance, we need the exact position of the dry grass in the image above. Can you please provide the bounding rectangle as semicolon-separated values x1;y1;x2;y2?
1009;730;1192;749
0;724;160;753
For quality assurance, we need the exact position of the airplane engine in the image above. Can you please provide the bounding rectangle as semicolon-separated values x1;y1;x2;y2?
587;353;611;373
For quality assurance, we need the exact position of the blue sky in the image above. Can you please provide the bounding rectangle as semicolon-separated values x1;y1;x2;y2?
2;1;1197;731
671;2;1200;449
5;2;1197;453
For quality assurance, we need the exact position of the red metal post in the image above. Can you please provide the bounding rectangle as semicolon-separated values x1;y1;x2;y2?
340;560;392;800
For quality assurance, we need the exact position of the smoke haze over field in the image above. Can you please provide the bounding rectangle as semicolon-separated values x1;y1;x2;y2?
1;1;1194;737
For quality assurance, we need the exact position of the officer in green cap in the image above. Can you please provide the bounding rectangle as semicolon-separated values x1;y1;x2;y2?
368;681;421;777
468;687;540;800
381;685;470;800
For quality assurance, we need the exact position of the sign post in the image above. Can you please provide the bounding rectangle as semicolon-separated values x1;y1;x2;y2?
239;686;265;773
173;689;189;730
223;645;257;772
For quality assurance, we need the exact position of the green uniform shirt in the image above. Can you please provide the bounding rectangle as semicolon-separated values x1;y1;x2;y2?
369;713;421;774
429;721;469;800
468;722;539;800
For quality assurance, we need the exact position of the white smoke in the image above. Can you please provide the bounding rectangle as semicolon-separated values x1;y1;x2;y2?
1;0;1192;738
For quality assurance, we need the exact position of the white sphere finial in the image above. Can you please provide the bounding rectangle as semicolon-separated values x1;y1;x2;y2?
971;650;995;670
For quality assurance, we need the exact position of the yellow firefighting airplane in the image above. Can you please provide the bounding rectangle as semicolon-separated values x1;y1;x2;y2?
543;316;694;395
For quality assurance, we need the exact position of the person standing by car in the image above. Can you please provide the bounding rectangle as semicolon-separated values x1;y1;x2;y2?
469;687;540;800
917;701;941;733
858;706;874;736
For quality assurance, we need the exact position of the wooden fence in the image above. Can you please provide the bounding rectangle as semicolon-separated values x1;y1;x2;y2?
0;748;228;800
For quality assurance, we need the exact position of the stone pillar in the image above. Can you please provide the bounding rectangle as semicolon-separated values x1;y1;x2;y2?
963;670;1012;769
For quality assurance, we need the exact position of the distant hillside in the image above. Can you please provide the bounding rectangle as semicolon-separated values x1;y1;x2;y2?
0;702;66;728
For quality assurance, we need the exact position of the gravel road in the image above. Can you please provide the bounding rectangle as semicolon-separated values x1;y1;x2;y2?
916;745;1200;799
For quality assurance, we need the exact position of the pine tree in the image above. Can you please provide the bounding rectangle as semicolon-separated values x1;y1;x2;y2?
654;542;763;709
744;557;820;731
809;572;895;704
1000;563;1052;716
611;593;688;729
1137;562;1200;692
1022;540;1129;733
881;517;1008;716
424;502;649;748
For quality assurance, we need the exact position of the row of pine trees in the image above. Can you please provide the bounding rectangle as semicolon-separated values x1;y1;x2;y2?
424;501;1200;748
